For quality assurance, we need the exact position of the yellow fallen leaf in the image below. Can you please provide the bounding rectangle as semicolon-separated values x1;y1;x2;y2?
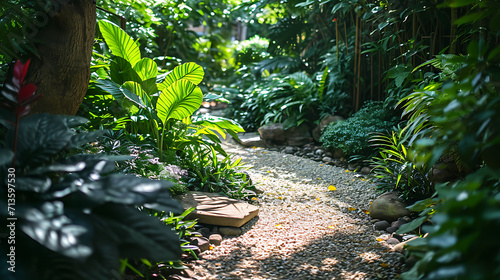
376;238;384;242
251;197;258;200
278;196;283;200
316;197;320;201
275;224;283;229
348;207;356;211
328;185;336;191
320;164;324;166
267;170;271;173
345;170;350;172
209;245;214;250
362;209;369;214
317;177;322;180
328;225;335;229
380;263;389;268
251;146;257;149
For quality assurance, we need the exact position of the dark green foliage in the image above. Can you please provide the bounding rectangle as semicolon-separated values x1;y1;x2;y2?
369;127;434;202
402;168;500;280
0;114;182;279
0;59;182;279
319;101;399;157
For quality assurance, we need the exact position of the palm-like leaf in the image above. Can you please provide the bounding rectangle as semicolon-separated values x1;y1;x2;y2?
99;20;141;66
156;79;203;122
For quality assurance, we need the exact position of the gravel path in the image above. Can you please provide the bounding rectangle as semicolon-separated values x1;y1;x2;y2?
189;142;404;279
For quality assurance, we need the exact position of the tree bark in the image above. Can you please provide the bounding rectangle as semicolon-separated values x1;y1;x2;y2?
28;0;95;115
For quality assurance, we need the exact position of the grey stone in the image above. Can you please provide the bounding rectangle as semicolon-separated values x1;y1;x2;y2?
391;219;408;229
368;192;411;222
386;226;398;233
209;234;223;246
258;123;286;144
312;114;345;142
322;157;333;163
219;226;242;236
285;124;313;146
325;152;333;157
306;153;314;158
284;146;295;154
315;149;324;156
287;137;313;146
360;167;372;175
386;237;400;245
373;220;390;231
189;236;210;252
236;132;263;147
303;146;313;153
370;219;381;224
198;227;210;238
333;149;344;159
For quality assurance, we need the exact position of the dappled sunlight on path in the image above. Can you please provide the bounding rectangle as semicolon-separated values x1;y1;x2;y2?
190;143;403;279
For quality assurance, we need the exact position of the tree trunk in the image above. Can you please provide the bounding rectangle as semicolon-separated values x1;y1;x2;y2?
28;0;95;116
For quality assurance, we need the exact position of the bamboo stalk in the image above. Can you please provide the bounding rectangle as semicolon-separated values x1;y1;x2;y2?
370;22;373;100
412;11;416;67
353;12;359;109
335;19;339;61
356;18;362;111
378;51;381;101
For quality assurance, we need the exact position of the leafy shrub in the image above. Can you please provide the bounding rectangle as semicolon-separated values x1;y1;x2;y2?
0;60;182;280
402;168;500;280
369;126;433;202
400;37;500;279
320;101;399;158
226;71;320;131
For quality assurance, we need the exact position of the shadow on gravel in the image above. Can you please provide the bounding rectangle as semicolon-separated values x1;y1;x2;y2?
198;230;402;280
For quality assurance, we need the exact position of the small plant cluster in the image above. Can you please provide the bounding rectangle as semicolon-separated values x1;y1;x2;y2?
319;101;399;158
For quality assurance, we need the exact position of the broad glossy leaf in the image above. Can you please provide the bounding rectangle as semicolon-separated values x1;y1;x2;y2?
396;216;428;234
157;79;203;122
20;201;92;259
80;174;182;211
133;58;158;81
99;20;141;66
7;114;74;166
93;205;181;262
110;56;142;84
161;62;204;88
122;81;151;108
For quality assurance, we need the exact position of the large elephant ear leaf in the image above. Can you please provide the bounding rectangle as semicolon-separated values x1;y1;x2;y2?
122;81;151;108
99;20;141;66
160;62;204;89
156;80;203;122
133;58;158;81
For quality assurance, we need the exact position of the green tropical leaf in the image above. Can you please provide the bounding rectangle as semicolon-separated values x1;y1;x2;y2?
110;57;142;84
160;62;204;89
122;81;151;108
133;58;158;81
99;20;141;66
156;80;203;122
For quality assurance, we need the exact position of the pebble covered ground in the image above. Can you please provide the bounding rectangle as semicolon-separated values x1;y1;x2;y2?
189;142;404;279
